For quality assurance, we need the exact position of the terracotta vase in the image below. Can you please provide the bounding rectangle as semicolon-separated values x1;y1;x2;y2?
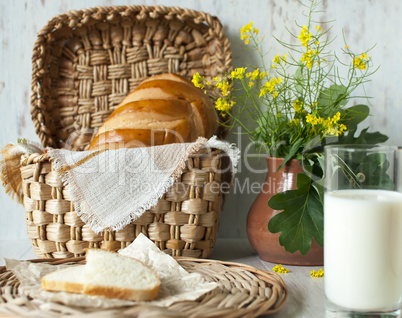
247;157;324;266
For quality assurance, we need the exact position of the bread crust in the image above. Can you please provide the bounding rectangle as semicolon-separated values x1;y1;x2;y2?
42;250;161;302
84;282;160;301
88;73;218;150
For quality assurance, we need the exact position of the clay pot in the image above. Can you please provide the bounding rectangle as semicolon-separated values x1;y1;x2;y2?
247;157;324;265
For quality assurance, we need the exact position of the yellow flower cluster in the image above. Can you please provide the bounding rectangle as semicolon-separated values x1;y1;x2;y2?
231;67;247;79
310;268;324;277
246;68;260;80
246;68;265;87
215;97;235;113
301;49;318;69
298;25;312;47
272;54;287;69
259;71;269;79
354;53;370;70
191;72;205;89
240;22;259;45
306;112;347;136
214;77;230;96
305;113;324;125
259;77;282;98
293;100;304;113
273;264;290;273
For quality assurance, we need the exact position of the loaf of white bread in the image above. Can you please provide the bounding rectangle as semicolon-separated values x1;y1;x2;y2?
42;249;160;301
88;73;218;150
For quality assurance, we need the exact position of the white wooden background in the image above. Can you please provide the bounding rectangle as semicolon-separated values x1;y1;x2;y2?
1;0;401;240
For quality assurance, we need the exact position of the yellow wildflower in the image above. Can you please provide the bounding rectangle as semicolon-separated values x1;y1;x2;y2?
240;22;259;44
345;45;349;50
298;25;312;47
273;54;287;65
259;77;281;98
249;81;255;88
192;72;205;89
206;81;211;86
259;71;268;79
353;53;370;70
306;113;325;126
306;113;317;125
251;68;259;80
273;264;289;273
215;97;234;112
293;100;304;113
273;54;281;64
230;67;247;79
310;268;324;277
241;21;254;35
301;50;317;69
215;80;230;97
213;76;221;82
316;25;322;32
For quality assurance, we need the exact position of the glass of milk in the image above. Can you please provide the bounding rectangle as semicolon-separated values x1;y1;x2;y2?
324;145;402;316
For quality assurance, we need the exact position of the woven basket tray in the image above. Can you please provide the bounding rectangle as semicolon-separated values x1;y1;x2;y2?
23;5;233;259
0;257;288;318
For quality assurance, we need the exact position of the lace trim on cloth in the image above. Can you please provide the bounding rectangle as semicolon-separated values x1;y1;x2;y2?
49;136;239;233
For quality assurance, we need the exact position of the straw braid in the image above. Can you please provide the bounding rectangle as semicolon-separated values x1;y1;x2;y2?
31;5;232;149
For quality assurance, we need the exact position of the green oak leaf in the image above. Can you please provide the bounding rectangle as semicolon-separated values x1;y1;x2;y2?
268;173;324;255
317;84;348;110
356;153;393;189
341;104;369;130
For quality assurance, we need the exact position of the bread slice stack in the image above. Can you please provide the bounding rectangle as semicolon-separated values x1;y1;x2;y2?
42;249;160;301
88;73;218;150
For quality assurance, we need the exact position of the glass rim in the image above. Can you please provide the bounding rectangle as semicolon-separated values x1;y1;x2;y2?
324;144;399;152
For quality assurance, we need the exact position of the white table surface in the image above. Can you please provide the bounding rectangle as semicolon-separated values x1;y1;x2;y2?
0;238;400;318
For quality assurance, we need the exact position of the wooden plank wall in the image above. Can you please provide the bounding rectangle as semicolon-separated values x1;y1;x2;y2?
0;0;400;240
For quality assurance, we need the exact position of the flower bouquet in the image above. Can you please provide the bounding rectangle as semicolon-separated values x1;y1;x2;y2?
192;0;388;256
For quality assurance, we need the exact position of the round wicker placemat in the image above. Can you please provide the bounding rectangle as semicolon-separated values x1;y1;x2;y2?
0;257;287;318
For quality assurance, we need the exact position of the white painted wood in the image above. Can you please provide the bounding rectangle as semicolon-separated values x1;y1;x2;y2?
1;0;402;240
210;239;327;318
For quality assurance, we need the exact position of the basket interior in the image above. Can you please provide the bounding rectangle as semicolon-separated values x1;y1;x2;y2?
31;6;232;150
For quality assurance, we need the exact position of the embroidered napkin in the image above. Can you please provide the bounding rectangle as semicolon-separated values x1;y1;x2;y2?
48;136;239;234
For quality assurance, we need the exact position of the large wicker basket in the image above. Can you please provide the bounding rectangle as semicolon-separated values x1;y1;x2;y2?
23;5;232;259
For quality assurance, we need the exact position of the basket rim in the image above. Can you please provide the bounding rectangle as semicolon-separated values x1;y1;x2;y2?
30;4;232;149
0;256;288;317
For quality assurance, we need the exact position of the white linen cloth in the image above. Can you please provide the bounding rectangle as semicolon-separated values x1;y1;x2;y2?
48;136;239;234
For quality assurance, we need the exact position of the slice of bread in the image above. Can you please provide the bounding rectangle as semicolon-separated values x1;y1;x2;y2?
42;249;160;301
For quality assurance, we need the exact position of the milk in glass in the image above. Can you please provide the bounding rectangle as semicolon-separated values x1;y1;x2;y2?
324;189;402;311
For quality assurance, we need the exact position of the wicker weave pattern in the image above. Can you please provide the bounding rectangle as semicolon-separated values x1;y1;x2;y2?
0;257;288;317
21;148;230;259
31;5;232;150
